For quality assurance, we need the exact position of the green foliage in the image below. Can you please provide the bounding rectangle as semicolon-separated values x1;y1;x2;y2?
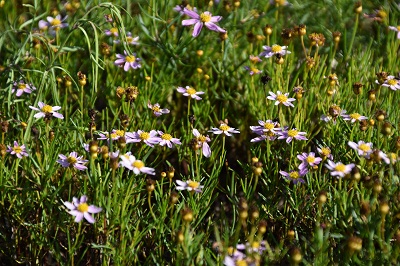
0;0;399;264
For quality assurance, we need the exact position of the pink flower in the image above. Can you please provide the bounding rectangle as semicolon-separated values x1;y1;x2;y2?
29;102;64;119
7;141;28;158
57;152;88;171
64;195;102;224
114;50;141;71
177;86;204;100
182;8;226;37
193;129;211;157
12;80;35;97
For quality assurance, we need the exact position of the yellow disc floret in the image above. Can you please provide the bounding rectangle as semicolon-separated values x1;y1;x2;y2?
67;156;77;164
77;203;89;212
161;133;172;141
41;105;53;113
13;146;22;154
271;44;282;53
287;129;299;137
187;180;200;189
125;55;136;63
276;94;288;103
140;132;150;140
219;124;230;131
350;113;361;120
334;163;346;173
289;171;300;179
200;12;211;23
186;87;197;95
133;160;145;169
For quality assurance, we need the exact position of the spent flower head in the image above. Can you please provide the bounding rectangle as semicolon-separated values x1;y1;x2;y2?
6;141;28;158
29;101;64;120
114;50;141;71
64;195;102;224
57;152;88;171
181;8;226;37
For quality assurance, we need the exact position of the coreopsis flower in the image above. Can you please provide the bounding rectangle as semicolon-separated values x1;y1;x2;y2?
278;127;307;143
209;123;240;136
125;130;161;147
57;152;88;170
97;129;125;142
348;140;373;158
176;179;204;193
104;27;118;37
380;76;400;91
342;113;368;123
119;154;155;175
148;102;170;117
193;129;211;157
157;131;181;148
181;8;226;37
12;80;35;97
6;141;28;158
389;26;400;39
267;91;296;107
259;44;291;58
279;169;307;184
39;15;68;34
244;66;262;75
114;50;141;71
317;146;333;160
29;101;64;119
325;160;355;178
177;86;204;100
114;32;139;45
297;152;322;171
64;195;102;224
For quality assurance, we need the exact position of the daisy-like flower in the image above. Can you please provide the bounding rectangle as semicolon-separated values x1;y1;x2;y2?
250;131;278;142
29;101;64;119
381;76;400;91
267;91;296;107
148;101;170;117
176;179;204;193
348;140;373;158
63;195;102;224
342;113;368;123
114;32;139;46
57;152;88;171
325;160;355;178
370;149;390;164
259;44;291;58
97;129;125;142
389;26;400;39
297;152;322;171
249;55;262;63
125;130;161;147
279;169;307;184
114;50;141;71
317;146;333;160
119;154;155;175
244;66;262;75
39;15;68;35
193;129;211;157
177;86;205;100
278;127;307;143
157;131;181;148
12;80;35;97
209;123;240;136
6;141;28;158
250;120;280;135
182;8;226;37
104;27;119;37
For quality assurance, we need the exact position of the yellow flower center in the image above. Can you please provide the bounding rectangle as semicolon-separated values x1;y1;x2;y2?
271;44;282;53
334;163;346;173
200;12;211;23
125;55;136;63
139;132;150;140
264;122;274;130
321;147;331;156
133;160;144;169
250;67;260;73
236;260;248;266
18;83;27;90
186;87;197;95
161;133;172;141
13;146;22;153
115;130;125;137
387;79;397;86
77;203;89;212
287;129;299;137
41;105;53;113
219;124;230;131
67;156;77;164
110;27;118;34
359;143;371;152
51;18;61;26
276;94;288;103
306;156;315;163
289;171;300;179
152;105;161;112
251;241;260;249
350;113;361;120
187;180;199;189
126;36;133;42
198;135;207;142
110;133;117;139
